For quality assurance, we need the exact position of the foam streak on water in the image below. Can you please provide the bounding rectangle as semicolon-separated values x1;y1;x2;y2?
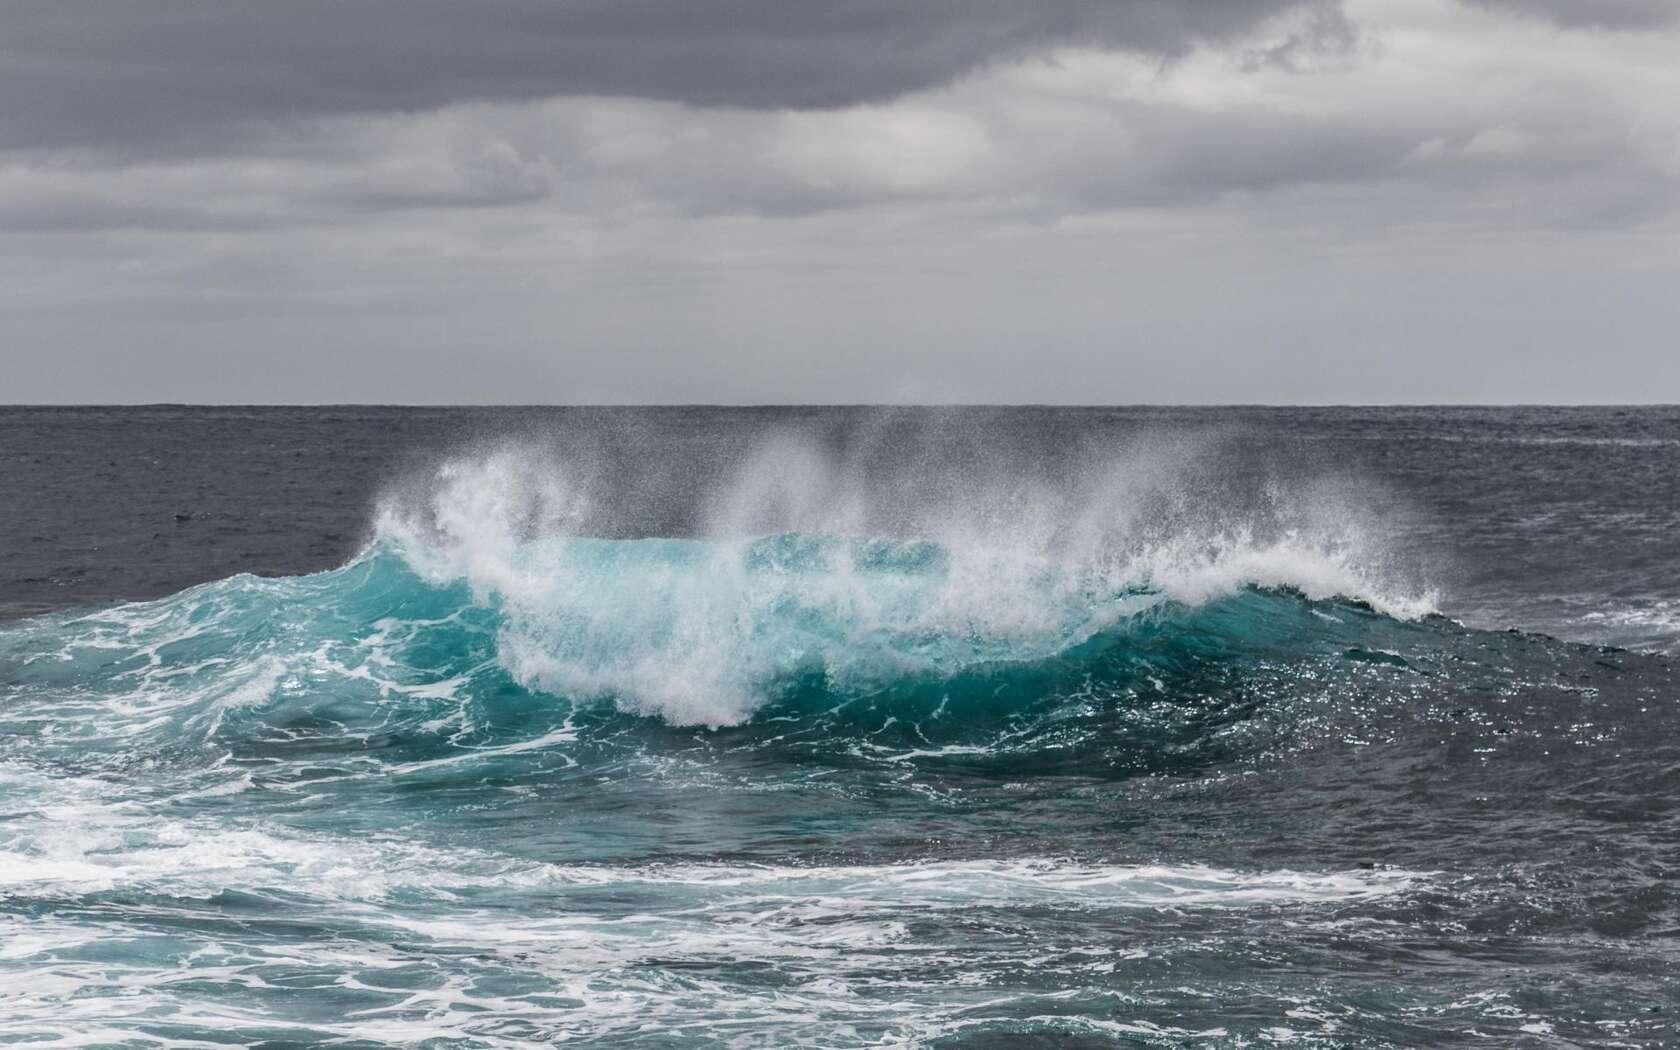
0;772;1421;1047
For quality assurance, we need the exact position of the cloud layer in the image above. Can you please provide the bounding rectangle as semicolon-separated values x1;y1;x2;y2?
2;0;1677;402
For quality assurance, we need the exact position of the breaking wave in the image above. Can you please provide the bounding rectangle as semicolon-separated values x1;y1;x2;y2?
0;438;1444;758
369;439;1436;726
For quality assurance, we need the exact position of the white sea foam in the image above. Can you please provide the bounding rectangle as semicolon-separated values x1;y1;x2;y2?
1576;597;1680;653
0;802;1422;1048
0;756;1433;1049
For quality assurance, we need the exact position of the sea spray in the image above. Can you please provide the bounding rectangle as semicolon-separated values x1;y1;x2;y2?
370;434;1434;725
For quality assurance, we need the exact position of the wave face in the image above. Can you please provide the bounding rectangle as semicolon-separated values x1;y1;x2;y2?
3;426;1677;1048
0;538;1429;771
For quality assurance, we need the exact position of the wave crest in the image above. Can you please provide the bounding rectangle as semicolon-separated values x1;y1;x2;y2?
372;438;1435;726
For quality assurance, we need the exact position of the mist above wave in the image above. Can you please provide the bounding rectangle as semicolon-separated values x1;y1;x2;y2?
373;427;1435;726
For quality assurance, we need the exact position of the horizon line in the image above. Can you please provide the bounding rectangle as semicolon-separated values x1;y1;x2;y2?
3;402;1679;411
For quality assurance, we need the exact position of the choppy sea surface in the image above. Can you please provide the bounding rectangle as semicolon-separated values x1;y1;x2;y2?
1;406;1676;1048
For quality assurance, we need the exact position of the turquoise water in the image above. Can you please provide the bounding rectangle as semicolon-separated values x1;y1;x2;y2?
3;417;1678;1046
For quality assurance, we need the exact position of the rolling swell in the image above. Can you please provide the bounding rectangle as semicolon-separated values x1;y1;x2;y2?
1;524;1445;783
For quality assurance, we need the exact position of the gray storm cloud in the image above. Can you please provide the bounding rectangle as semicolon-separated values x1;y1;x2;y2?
2;0;1311;151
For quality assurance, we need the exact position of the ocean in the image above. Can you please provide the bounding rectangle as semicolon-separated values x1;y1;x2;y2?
1;405;1676;1047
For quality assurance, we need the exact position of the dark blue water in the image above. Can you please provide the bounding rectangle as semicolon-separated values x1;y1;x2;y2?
1;407;1676;1047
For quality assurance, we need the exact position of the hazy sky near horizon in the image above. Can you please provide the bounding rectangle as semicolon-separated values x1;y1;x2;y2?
4;0;1677;403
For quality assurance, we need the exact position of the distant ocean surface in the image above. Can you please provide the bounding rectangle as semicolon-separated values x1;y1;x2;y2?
1;406;1676;1047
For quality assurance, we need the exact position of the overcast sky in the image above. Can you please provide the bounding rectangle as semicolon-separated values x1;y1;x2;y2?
4;0;1677;403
